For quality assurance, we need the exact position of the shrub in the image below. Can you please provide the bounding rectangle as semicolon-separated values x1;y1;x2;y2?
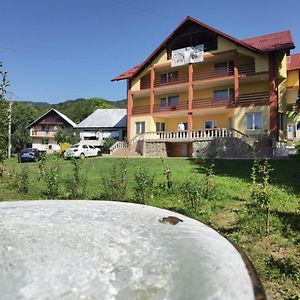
17;166;29;194
102;138;116;154
64;158;86;199
43;158;61;198
101;159;128;201
180;176;202;211
250;159;273;235
202;161;215;200
133;166;154;204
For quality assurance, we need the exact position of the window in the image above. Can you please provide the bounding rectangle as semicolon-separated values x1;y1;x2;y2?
296;122;300;131
41;138;49;145
214;89;234;103
160;71;178;84
156;122;165;132
135;122;145;134
160;96;179;110
246;112;263;130
204;120;215;129
214;61;233;75
41;124;49;133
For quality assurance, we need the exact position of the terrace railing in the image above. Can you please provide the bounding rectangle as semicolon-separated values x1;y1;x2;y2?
131;128;247;144
109;141;128;154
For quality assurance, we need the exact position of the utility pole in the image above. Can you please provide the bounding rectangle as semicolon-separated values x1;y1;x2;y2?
8;91;13;159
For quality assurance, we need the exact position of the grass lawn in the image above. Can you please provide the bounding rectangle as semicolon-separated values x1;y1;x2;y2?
0;155;299;299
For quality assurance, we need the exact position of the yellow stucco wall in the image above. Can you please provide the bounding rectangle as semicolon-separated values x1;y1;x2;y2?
193;112;233;130
287;70;299;87
239;82;268;94
286;88;299;105
133;96;150;107
130;116;155;139
278;79;287;112
277;53;287;79
232;106;270;133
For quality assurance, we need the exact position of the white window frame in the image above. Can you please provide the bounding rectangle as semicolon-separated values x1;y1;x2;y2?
135;122;145;135
156;122;165;132
246;112;263;130
204;120;216;129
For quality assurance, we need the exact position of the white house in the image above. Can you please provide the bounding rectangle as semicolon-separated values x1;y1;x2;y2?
76;109;127;147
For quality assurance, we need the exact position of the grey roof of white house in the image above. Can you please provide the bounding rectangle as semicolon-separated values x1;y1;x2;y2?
76;109;127;128
27;108;77;129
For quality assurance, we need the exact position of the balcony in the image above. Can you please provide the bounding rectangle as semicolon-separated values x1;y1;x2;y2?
153;100;188;113
139;63;256;91
132;105;150;115
131;92;269;115
154;73;189;88
31;131;56;137
193;96;235;109
239;92;269;106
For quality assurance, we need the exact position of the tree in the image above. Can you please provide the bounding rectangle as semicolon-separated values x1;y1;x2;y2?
11;103;39;153
54;128;80;145
0;62;9;161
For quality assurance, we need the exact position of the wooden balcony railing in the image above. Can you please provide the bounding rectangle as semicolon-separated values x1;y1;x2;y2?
239;92;269;106
238;64;255;75
193;67;234;81
132;105;150;115
132;92;268;115
193;96;235;109
154;73;189;88
153;100;188;113
139;64;256;90
31;131;56;137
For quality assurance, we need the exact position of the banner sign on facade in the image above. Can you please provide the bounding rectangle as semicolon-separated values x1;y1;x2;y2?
171;45;204;67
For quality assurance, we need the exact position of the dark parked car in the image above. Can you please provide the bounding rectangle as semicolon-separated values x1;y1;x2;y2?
18;148;41;163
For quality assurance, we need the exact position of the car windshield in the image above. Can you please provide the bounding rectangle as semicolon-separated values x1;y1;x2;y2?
70;144;80;149
21;148;34;153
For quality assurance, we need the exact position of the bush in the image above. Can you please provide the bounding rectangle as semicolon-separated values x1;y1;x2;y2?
133;166;154;204
101;159;128;201
17;166;29;194
43;158;61;198
180;176;202;211
102;138;116;154
64;158;86;199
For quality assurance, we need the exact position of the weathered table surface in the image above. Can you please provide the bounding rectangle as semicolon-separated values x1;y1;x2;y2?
0;200;255;300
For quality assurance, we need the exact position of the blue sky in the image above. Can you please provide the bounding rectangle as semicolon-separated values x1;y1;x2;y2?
1;0;300;103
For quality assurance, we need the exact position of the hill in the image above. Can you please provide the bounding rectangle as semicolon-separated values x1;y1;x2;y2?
9;97;126;153
18;97;127;124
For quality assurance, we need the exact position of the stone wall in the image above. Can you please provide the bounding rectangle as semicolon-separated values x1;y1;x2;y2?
144;142;167;157
193;138;252;159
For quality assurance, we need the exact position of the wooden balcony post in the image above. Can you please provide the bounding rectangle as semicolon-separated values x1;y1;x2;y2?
188;64;193;111
127;90;133;144
150;67;155;114
188;112;193;136
234;51;239;106
269;53;278;138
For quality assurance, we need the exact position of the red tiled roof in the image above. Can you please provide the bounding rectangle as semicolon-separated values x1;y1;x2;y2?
112;17;295;81
242;31;294;52
287;53;300;71
112;63;143;81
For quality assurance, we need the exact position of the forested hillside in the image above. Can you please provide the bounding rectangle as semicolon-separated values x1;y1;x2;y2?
11;97;126;152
